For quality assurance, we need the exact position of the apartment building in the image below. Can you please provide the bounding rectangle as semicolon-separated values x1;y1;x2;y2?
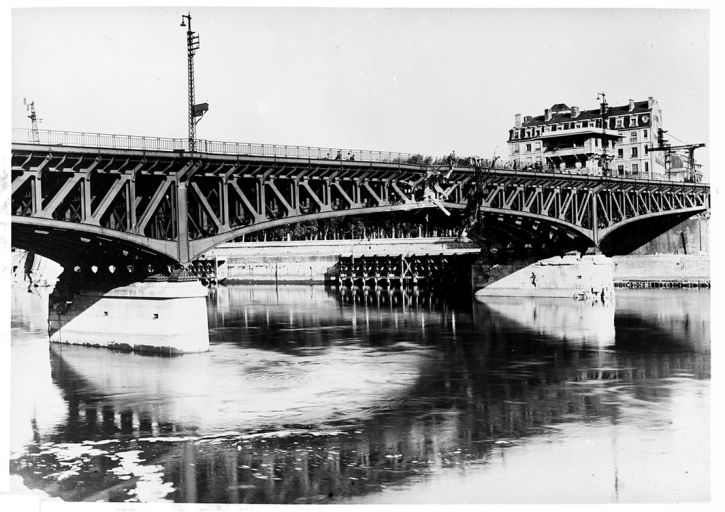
507;97;666;178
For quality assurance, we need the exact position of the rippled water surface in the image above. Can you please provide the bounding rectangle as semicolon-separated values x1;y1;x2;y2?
9;285;710;503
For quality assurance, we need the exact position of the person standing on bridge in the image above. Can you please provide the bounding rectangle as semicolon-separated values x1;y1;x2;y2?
335;150;342;160
447;150;457;169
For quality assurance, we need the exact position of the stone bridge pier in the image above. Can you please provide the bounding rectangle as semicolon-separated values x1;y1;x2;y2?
48;266;210;354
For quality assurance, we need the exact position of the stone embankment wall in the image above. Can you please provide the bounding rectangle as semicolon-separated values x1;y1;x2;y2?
611;254;709;283
628;216;709;256
205;238;480;284
611;216;710;284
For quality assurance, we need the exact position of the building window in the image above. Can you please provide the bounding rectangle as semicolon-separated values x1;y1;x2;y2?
645;161;649;174
582;121;589;128
632;163;639;175
617;165;625;176
630;116;638;127
526;143;532;152
630;131;638;143
643;130;648;139
534;141;541;151
615;117;624;128
535;129;540;137
617;148;624;158
513;132;519;140
526;130;531;138
513;144;520;154
631;147;638;158
595;119;602;128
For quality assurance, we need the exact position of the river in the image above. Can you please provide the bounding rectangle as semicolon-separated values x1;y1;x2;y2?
8;284;710;503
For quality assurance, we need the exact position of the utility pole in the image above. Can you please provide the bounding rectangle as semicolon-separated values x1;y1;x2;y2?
24;98;42;143
180;12;208;152
645;131;705;183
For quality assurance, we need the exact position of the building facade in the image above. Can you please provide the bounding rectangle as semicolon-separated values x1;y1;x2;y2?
507;97;666;178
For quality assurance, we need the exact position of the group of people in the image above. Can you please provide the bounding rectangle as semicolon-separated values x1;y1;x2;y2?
325;150;356;161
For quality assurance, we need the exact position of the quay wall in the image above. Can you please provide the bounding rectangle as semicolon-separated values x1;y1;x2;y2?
201;221;710;285
628;216;709;256
205;238;480;283
611;216;710;284
611;254;709;283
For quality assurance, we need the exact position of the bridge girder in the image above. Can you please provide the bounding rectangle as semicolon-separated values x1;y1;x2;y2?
11;143;711;265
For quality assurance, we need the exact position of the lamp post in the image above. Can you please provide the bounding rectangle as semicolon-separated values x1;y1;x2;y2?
180;12;208;152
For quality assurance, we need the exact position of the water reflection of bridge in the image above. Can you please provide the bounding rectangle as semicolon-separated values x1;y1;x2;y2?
12;286;709;503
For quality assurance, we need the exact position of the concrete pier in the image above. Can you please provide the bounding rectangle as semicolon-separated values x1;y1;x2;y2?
48;279;210;354
474;253;614;299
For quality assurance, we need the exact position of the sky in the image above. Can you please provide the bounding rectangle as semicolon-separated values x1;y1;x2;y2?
10;7;710;167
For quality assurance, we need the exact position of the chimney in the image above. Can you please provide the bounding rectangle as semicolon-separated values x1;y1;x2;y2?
515;113;522;128
571;106;580;118
647;96;654;109
628;99;635;111
544;108;552;121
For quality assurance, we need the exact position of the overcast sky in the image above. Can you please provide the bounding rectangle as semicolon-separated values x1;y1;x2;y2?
12;8;709;165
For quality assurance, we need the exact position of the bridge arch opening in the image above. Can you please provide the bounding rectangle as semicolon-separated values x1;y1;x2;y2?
597;208;708;256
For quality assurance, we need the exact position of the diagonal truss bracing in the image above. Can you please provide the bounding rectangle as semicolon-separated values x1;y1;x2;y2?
10;143;711;264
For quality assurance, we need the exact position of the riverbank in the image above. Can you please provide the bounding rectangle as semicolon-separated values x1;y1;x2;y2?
611;254;709;285
204;239;709;287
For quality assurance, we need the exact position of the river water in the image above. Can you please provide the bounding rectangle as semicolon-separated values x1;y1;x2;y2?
9;285;710;503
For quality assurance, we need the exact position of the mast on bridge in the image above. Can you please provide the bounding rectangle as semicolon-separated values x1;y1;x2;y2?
180;12;208;152
23;98;42;143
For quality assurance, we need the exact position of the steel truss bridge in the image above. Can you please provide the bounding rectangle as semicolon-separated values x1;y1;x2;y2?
11;129;710;272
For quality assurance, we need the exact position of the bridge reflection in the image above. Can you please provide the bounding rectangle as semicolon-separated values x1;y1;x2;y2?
11;285;709;503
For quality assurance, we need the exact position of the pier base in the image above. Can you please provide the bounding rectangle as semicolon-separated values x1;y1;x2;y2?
48;279;209;354
473;252;614;299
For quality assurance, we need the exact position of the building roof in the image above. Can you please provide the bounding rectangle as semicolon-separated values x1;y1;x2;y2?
550;103;570;113
521;100;652;127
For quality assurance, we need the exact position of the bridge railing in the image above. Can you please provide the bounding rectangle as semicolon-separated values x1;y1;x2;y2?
12;128;423;165
11;128;708;184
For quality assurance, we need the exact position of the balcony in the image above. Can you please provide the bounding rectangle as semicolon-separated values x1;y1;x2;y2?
544;145;615;158
539;126;622;140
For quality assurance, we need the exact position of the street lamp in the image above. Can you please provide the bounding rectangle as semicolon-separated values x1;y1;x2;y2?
180;12;208;152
